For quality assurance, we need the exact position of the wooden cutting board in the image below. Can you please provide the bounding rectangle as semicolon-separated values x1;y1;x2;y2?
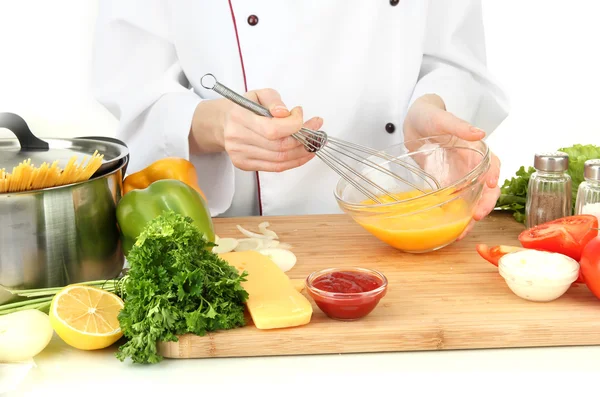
157;212;600;359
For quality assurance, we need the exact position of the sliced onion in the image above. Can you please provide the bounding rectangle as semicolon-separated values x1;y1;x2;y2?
262;240;280;249
258;222;279;239
237;225;273;240
212;237;238;254
219;224;293;257
234;238;264;252
259;248;297;272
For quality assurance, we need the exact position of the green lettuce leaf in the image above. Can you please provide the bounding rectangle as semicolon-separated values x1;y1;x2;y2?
495;166;535;223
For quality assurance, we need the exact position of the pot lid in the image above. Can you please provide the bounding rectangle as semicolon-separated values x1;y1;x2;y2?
0;113;129;177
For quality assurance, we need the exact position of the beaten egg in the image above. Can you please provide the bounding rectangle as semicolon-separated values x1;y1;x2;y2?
356;189;472;253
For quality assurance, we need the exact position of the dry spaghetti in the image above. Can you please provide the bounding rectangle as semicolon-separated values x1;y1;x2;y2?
0;151;104;193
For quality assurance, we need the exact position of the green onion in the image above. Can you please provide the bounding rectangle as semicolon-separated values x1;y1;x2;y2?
6;280;114;295
0;277;128;316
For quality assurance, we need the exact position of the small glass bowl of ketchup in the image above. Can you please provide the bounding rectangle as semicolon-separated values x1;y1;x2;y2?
305;267;388;321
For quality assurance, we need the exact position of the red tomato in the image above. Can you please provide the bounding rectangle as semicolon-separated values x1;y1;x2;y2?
580;236;600;299
476;244;524;266
518;215;598;261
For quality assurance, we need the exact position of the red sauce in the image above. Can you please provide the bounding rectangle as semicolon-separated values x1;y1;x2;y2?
307;269;387;321
312;271;383;293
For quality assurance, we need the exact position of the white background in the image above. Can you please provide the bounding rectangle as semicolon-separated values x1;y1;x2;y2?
1;0;599;183
1;2;600;393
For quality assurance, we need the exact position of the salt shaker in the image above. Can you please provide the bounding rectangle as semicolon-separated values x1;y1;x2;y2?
575;159;600;223
525;152;572;228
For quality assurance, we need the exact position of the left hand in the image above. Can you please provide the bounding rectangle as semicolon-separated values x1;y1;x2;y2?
403;94;501;239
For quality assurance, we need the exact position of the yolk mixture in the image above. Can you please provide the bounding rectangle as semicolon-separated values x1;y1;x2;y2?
356;190;472;253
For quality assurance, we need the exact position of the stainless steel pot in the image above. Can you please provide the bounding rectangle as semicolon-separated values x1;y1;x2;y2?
0;113;129;296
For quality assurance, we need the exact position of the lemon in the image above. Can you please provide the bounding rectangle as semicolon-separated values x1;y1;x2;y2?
49;284;124;350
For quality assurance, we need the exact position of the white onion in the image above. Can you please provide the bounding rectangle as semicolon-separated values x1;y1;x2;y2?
0;310;54;363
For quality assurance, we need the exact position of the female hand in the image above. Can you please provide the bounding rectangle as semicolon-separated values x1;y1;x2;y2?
403;94;501;239
190;89;323;172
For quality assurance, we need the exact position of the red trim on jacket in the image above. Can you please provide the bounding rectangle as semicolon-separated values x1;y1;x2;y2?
227;0;263;216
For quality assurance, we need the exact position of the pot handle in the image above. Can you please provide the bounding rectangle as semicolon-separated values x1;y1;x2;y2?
0;112;49;151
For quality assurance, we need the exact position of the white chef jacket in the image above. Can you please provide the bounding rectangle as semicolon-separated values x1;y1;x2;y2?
92;0;509;218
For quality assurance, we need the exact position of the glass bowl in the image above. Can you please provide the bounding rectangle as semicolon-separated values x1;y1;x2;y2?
334;134;490;253
305;267;388;321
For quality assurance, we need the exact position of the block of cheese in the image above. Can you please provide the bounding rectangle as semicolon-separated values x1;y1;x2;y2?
219;251;312;330
289;278;305;293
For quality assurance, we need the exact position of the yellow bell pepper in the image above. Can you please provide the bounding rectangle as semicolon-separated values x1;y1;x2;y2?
123;157;207;200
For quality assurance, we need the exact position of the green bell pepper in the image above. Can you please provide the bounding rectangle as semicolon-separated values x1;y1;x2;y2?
116;179;215;256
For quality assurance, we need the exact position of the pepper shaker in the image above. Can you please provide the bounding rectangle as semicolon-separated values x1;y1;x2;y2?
525;152;572;228
575;159;600;223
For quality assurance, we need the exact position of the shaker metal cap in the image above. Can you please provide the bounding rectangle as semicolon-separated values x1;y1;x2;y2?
534;151;569;172
584;159;600;181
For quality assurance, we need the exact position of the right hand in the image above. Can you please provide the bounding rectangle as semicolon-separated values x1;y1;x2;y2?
224;89;323;172
193;89;323;172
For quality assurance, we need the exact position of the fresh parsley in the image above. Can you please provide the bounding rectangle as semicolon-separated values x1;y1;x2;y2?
115;211;248;364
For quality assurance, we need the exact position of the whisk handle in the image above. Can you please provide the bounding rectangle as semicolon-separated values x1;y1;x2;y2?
200;74;273;119
200;73;327;153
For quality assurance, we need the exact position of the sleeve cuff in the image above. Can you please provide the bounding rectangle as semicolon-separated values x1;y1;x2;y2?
408;64;483;126
408;62;510;136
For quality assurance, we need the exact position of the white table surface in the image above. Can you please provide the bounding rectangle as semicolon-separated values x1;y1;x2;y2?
4;333;600;396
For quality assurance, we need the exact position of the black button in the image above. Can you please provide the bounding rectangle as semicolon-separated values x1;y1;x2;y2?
390;0;400;5
385;123;396;133
247;15;259;26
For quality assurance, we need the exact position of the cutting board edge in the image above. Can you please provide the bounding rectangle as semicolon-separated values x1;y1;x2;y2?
157;338;600;359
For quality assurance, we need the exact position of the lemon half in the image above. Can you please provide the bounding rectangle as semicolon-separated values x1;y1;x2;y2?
49;285;124;350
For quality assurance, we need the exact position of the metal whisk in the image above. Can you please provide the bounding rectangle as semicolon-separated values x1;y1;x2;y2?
200;74;441;204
